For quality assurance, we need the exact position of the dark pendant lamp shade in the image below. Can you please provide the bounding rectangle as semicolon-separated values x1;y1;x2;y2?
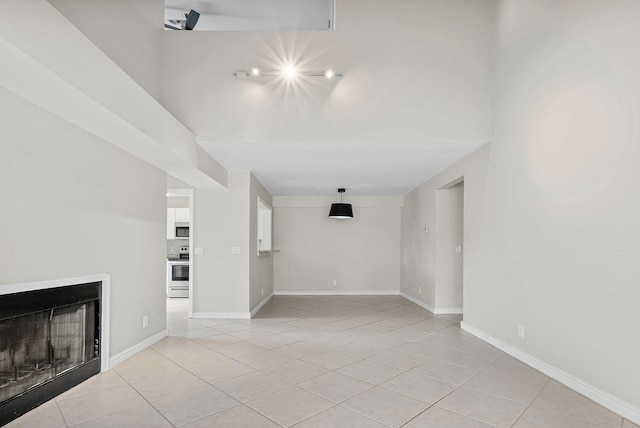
329;188;354;219
329;203;353;219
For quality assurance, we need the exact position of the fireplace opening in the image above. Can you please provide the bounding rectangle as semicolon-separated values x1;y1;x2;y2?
0;282;101;425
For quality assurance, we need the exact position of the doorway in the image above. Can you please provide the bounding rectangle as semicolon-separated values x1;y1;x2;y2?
435;178;464;314
166;188;193;324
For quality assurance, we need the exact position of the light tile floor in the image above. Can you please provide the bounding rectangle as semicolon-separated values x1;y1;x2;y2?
7;295;638;428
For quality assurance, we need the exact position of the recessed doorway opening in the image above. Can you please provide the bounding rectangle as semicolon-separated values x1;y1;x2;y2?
166;188;193;320
435;178;464;314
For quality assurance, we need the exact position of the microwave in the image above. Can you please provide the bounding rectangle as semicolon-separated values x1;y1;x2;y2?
175;224;189;238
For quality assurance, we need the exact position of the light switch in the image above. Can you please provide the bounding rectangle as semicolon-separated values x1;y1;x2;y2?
195;247;204;256
231;246;241;255
455;245;462;254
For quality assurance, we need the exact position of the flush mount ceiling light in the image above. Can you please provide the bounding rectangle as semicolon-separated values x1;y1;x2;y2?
234;66;342;80
328;188;354;219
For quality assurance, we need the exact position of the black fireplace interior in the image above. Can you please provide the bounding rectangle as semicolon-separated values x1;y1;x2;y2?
0;282;101;425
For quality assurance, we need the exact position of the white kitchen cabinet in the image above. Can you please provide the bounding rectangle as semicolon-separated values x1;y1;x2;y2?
175;208;190;223
257;197;272;255
167;208;190;239
167;208;176;239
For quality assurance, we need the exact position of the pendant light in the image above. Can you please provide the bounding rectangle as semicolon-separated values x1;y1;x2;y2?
328;188;354;219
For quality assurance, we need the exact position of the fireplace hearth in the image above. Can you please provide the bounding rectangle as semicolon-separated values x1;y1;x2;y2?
0;281;102;425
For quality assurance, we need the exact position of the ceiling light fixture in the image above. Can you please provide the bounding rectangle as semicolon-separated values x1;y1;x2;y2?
283;65;298;79
329;188;354;219
233;66;343;80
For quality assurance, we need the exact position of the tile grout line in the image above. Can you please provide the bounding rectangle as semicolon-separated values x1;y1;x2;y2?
54;398;70;428
508;376;551;428
395;328;514;427
284;318;463;427
422;349;520;427
105;364;179;428
161;315;355;427
159;332;287;427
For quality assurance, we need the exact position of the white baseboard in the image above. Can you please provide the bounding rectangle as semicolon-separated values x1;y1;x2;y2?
192;312;251;319
251;292;273;317
399;292;463;314
460;321;640;426
434;307;463;315
108;329;168;369
273;290;400;296
399;291;435;313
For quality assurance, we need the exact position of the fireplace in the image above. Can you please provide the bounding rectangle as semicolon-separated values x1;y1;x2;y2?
0;279;107;426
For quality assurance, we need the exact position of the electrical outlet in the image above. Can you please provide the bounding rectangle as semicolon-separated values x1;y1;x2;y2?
518;324;525;338
332;279;337;286
418;286;422;294
142;315;149;329
261;288;264;296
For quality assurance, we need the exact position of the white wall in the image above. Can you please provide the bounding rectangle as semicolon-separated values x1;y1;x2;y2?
274;196;402;294
167;196;189;208
402;0;640;417
0;88;167;357
192;171;274;316
159;0;493;144
49;0;163;100
249;174;274;310
467;0;640;412
192;172;251;315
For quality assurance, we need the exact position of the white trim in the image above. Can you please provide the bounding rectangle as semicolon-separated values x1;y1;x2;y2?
0;274;111;373
460;322;640;426
434;307;463;315
399;292;463;314
192;312;252;319
99;276;110;372
330;0;336;31
0;274;107;297
108;329;168;369
274;290;400;296
399;291;435;313
187;187;194;319
251;292;273;317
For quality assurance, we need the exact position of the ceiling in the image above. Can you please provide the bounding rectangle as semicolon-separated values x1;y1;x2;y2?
198;140;487;196
160;1;493;196
165;0;334;31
